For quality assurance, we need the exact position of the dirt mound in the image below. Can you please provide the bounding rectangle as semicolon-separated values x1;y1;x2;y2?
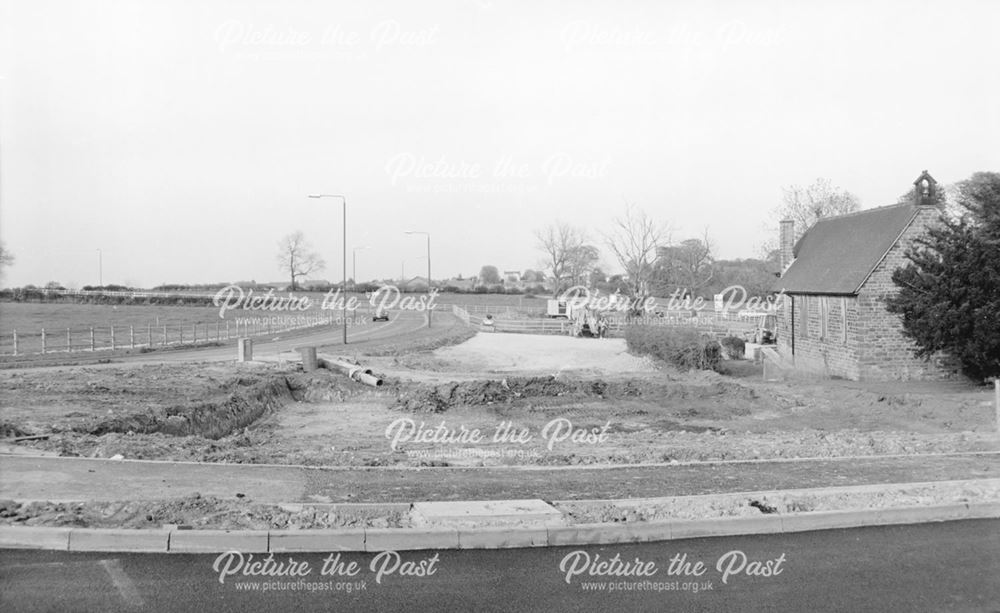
393;377;571;412
391;376;775;413
285;370;367;403
0;422;30;438
85;375;295;440
0;494;408;530
559;480;1000;523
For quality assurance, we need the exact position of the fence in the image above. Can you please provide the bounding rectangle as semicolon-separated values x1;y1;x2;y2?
1;312;343;357
453;306;759;339
16;288;222;300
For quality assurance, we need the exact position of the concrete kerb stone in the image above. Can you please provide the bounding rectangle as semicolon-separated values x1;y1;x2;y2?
670;515;783;540
69;528;169;552
547;521;672;547
168;529;269;553
457;525;549;549
966;501;1000;519
780;509;885;533
2;502;998;553
874;503;970;526
364;527;459;552
269;529;365;552
0;526;70;550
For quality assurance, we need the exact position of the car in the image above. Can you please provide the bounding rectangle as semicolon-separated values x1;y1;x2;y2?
372;307;390;322
751;313;777;344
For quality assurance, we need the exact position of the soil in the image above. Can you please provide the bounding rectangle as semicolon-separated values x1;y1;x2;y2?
2;332;997;468
0;494;409;530
2;477;995;530
557;479;1000;523
1;329;998;535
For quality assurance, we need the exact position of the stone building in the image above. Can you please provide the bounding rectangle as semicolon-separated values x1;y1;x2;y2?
773;171;959;381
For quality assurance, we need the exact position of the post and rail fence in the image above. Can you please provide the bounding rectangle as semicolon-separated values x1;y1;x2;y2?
1;311;349;358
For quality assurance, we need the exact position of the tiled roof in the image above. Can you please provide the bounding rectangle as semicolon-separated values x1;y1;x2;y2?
774;203;921;295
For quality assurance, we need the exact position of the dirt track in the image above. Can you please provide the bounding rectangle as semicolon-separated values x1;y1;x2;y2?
433;334;656;376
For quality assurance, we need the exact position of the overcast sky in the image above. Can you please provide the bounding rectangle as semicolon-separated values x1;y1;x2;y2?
1;0;998;288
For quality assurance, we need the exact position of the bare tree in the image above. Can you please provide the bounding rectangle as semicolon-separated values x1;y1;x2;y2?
775;178;861;243
602;203;668;300
654;230;714;295
566;244;601;287
0;242;13;282
535;222;588;295
276;231;325;291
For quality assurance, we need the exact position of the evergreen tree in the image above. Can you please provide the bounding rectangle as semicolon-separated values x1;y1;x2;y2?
887;172;1000;380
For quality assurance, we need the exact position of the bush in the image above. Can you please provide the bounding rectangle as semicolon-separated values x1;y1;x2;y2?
720;336;746;359
625;325;723;372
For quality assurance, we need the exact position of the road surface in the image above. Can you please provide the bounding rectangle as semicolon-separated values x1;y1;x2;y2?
126;308;432;363
1;520;997;612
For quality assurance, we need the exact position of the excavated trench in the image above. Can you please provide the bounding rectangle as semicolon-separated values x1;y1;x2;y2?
79;371;369;441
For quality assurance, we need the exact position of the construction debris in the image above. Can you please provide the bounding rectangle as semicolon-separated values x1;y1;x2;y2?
318;355;384;387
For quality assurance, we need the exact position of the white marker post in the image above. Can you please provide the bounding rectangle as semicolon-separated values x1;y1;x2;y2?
995;378;1000;433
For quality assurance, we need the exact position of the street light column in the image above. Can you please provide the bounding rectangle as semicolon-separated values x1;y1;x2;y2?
426;234;431;328
405;231;432;329
308;194;348;345
353;246;368;291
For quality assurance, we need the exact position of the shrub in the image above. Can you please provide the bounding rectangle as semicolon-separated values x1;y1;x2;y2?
720;336;746;359
625;325;723;372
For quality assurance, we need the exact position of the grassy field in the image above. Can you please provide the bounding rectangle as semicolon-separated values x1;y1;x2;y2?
0;302;235;333
0;293;553;333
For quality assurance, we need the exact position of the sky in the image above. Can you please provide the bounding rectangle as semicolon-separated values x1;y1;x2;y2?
1;0;998;288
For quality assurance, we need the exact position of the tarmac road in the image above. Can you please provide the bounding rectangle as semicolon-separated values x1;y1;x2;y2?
125;308;432;364
1;520;997;612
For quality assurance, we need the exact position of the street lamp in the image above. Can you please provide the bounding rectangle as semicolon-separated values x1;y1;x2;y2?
352;246;368;290
96;249;103;287
307;194;348;345
404;231;431;328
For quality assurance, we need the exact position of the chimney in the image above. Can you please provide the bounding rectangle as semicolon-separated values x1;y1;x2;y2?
912;170;938;207
779;219;795;274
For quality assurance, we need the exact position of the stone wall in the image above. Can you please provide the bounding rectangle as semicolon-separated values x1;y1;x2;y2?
854;206;960;380
777;293;861;379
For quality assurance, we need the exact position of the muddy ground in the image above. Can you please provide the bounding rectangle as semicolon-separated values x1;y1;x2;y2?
1;333;997;468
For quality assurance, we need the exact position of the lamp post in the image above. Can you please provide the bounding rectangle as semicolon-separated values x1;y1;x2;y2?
404;231;431;328
97;249;103;287
352;246;368;290
307;194;348;345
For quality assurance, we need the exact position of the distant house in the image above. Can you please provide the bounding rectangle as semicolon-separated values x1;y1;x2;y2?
400;276;429;292
503;270;522;287
773;171;960;381
443;277;476;291
301;279;332;290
